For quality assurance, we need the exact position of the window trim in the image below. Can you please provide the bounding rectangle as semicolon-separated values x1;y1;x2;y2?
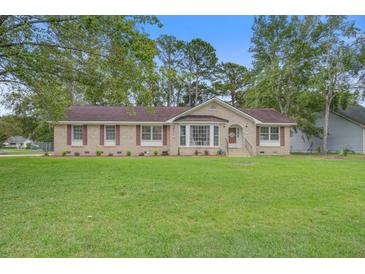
179;125;186;146
72;125;83;146
141;125;163;147
179;124;219;148
259;126;280;147
104;125;116;146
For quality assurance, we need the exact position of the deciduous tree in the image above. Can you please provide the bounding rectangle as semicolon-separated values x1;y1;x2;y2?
213;62;249;106
0;16;160;120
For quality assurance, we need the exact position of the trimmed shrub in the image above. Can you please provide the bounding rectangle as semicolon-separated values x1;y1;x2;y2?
204;150;209;156
153;150;159;156
61;151;67;157
194;150;199;156
96;150;103;156
127;150;131;156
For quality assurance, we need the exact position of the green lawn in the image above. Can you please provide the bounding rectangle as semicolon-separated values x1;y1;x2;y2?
0;155;364;257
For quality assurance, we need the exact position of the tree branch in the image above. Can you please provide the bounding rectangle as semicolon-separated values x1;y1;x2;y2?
0;41;105;57
2;17;79;34
0;15;10;26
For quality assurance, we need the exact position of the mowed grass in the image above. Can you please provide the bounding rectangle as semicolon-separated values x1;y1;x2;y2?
0;155;364;257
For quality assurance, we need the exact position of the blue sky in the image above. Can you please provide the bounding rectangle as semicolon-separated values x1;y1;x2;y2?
144;16;255;67
144;15;365;68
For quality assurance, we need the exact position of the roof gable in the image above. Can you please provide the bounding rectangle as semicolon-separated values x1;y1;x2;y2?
166;98;260;123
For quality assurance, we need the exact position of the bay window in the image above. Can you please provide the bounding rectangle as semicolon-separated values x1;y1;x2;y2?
190;125;210;146
141;125;162;146
179;125;219;147
72;125;83;146
180;125;186;146
214;125;219;146
260;126;280;146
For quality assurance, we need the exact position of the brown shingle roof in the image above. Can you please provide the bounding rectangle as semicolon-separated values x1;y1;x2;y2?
63;106;189;122
240;108;295;123
174;115;228;123
62;104;295;124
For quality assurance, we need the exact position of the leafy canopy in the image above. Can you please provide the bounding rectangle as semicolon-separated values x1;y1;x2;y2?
0;16;161;121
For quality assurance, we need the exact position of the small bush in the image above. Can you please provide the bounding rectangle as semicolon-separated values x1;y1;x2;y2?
204;150;209;156
61;151;67;157
339;147;354;157
108;152;113;157
138;152;145;156
127;150;131;156
216;149;226;156
43;152;49;157
194;150;199;156
153;150;159;156
74;152;80;156
96;150;103;156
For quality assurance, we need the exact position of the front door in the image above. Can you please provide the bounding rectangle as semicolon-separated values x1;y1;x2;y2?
229;128;237;144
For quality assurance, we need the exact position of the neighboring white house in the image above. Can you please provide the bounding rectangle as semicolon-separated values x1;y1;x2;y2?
291;105;365;154
3;136;33;149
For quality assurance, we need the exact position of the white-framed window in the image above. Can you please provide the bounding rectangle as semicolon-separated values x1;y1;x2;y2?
179;124;219;147
190;125;210;146
180;125;186;146
141;125;162;146
260;126;280;146
105;125;116;146
72;125;83;146
214;125;219;146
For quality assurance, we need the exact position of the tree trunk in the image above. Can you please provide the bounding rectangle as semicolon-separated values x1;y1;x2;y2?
231;91;235;106
194;79;199;106
167;80;172;107
322;94;331;155
188;82;192;107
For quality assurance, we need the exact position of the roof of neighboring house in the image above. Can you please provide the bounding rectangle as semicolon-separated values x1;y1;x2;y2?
240;108;296;123
174;115;229;123
335;105;365;126
61;100;294;124
6;136;28;143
